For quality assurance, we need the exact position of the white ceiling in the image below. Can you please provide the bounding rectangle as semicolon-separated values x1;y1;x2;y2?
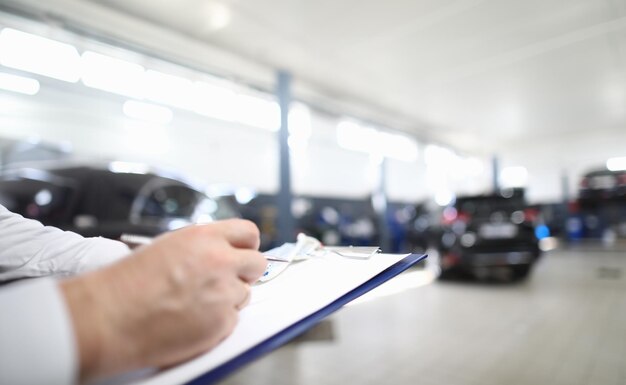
5;0;626;154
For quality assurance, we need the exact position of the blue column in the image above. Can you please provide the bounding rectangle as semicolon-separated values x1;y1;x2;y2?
561;170;570;204
276;70;295;244
373;157;391;252
492;155;500;193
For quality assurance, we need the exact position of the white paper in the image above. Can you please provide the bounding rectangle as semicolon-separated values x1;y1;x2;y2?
122;252;409;385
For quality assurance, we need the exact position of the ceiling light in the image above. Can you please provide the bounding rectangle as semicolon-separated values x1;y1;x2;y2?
337;120;418;162
607;157;626;171
123;100;173;125
81;51;145;98
235;94;280;131
203;1;232;31
144;70;195;111
0;28;80;82
377;131;418;162
194;81;237;121
463;157;485;176
337;120;377;153
425;144;456;167
500;166;528;187
0;72;40;95
288;103;312;150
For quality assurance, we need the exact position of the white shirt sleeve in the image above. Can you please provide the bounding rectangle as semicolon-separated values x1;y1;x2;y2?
0;204;131;282
0;278;78;385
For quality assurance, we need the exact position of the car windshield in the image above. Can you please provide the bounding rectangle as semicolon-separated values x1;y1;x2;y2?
456;196;525;218
138;183;205;219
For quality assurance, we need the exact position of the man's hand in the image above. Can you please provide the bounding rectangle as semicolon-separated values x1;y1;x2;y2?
60;219;267;383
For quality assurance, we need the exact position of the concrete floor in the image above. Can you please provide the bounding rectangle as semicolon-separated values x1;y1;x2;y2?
219;245;626;385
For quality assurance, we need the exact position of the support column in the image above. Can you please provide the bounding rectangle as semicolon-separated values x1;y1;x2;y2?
276;70;295;244
492;155;500;193
372;157;391;252
561;170;570;204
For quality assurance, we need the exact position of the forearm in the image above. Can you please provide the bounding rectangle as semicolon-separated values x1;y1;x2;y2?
0;205;130;281
60;270;125;383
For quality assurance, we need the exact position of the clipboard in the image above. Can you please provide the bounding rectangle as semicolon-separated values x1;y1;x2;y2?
126;253;427;385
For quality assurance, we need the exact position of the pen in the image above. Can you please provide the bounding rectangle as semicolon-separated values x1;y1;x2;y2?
120;233;287;262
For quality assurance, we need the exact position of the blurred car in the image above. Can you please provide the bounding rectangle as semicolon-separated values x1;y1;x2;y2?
404;201;442;253
435;190;541;281
0;161;239;240
576;168;626;240
579;168;626;203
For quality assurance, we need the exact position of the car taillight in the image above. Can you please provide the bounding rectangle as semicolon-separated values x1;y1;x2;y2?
457;211;471;223
442;207;471;225
442;207;457;225
619;174;626;186
524;208;539;223
442;253;460;268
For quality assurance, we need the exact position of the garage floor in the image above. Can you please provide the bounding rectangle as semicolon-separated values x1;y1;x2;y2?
219;245;626;385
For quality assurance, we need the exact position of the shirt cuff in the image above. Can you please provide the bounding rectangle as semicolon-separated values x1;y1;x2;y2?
0;278;77;385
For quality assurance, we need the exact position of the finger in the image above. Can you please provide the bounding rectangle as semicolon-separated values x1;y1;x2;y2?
217;279;250;309
236;283;251;310
206;219;261;250
229;249;268;283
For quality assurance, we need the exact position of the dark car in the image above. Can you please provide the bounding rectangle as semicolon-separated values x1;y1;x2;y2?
435;191;541;281
0;161;239;240
579;168;626;203
576;168;626;240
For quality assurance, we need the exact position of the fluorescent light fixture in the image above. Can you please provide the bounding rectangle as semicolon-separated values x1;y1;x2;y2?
288;103;312;150
337;120;378;153
425;144;457;167
337;120;418;162
607;157;626;171
0;28;80;82
81;51;145;98
500;166;528;187
235;94;280;131
377;131;418;162
194;81;237;121
144;70;195;111
288;103;312;140
463;157;485;176
0;72;40;95
123;100;173;125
